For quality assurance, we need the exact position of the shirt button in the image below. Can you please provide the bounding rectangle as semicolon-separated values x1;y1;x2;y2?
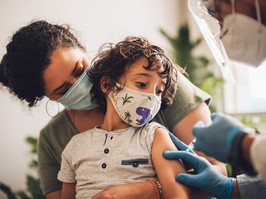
104;148;109;154
102;163;107;169
132;162;139;167
110;136;113;140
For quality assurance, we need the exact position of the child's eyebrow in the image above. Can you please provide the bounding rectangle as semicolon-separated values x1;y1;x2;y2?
133;73;167;86
132;73;153;81
133;73;151;77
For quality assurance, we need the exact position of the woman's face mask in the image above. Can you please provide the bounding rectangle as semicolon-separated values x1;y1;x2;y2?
108;84;161;127
220;1;266;67
56;68;98;110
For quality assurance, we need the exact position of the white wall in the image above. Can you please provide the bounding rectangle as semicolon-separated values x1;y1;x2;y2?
0;0;192;195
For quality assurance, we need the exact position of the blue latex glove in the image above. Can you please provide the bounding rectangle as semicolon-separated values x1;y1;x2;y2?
168;132;196;154
163;150;233;199
192;112;248;163
166;132;234;199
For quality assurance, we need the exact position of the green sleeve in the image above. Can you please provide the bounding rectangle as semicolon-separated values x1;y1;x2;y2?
153;73;211;130
37;111;77;195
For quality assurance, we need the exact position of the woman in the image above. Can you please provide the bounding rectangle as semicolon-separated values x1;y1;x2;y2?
0;20;225;199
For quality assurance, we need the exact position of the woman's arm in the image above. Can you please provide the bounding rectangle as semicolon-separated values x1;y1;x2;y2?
171;102;211;144
152;127;190;199
46;190;61;199
61;183;76;199
172;102;227;175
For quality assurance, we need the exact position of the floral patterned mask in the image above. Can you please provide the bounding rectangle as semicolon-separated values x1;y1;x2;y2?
108;84;162;127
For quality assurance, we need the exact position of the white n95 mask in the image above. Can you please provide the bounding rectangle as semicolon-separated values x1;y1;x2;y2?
57;68;98;110
108;84;161;127
221;0;266;67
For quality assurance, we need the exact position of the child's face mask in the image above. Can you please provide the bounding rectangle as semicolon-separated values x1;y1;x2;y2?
56;68;98;110
108;84;162;127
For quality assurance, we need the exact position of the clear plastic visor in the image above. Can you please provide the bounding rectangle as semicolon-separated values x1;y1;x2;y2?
188;0;235;83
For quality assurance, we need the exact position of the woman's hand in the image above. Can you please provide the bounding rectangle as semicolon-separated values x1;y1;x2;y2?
192;113;250;163
91;181;157;199
164;134;234;199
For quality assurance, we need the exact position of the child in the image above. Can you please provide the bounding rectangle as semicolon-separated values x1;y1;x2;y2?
57;36;190;199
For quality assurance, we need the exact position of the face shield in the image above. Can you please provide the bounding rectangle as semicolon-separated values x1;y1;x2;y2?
188;0;266;81
188;0;235;82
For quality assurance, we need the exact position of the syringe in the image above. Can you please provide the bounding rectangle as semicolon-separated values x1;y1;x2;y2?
186;138;196;152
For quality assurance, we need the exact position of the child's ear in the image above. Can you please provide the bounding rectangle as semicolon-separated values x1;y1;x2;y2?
100;76;111;93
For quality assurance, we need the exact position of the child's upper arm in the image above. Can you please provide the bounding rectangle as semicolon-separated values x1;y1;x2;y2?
152;128;190;199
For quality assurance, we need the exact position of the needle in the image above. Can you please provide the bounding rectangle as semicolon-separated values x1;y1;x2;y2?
186;138;196;152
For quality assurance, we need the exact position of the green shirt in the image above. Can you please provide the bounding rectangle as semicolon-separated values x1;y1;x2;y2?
38;73;211;194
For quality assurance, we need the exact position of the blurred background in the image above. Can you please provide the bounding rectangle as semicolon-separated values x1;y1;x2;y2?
0;0;265;198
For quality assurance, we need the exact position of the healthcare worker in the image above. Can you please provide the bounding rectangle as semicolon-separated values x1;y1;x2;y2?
190;0;266;180
164;0;266;198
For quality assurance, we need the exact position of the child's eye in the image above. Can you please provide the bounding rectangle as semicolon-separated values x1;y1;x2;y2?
136;82;147;88
156;90;163;96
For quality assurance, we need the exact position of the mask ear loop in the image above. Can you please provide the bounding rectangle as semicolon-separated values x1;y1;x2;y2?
221;0;236;38
255;0;261;23
255;0;263;30
231;0;235;16
46;99;60;118
254;0;263;56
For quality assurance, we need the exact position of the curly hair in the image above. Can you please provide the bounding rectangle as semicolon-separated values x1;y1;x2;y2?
89;36;183;112
0;20;85;107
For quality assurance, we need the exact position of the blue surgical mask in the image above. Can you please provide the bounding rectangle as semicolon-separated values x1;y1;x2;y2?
57;68;98;110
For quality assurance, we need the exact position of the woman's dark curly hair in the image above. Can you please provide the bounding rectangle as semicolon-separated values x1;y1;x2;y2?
89;36;183;112
0;20;85;107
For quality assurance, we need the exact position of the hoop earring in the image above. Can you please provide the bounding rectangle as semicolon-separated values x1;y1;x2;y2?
46;99;60;118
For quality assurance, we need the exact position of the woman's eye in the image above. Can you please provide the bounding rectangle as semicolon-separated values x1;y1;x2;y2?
75;69;84;78
60;90;68;96
59;85;71;96
74;64;85;78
